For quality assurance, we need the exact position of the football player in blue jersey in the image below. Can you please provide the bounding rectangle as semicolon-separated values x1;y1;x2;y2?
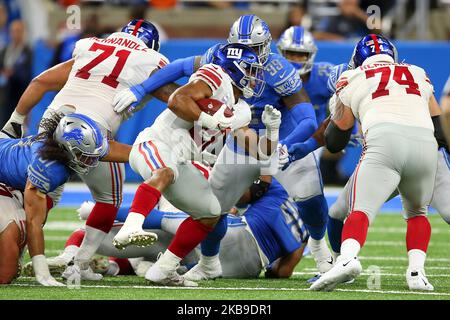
0;110;128;286
112;14;330;276
43;177;309;280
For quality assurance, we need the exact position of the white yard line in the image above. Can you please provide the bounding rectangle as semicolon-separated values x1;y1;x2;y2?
303;255;450;262
292;272;450;278
9;283;450;297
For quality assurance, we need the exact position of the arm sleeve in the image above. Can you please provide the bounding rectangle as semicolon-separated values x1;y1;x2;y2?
327;63;348;94
267;56;303;96
190;64;223;95
140;56;196;94
27;158;69;194
280;102;318;147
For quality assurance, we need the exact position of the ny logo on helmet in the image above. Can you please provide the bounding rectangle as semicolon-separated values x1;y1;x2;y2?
63;128;84;145
227;48;243;59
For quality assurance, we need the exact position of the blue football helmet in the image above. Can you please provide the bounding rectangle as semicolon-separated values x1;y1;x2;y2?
54;113;108;175
277;26;317;75
350;34;398;68
212;43;265;99
228;15;272;64
121;19;160;51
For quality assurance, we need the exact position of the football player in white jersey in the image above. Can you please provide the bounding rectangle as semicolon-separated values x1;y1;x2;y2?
309;34;441;292
113;43;282;286
1;20;181;282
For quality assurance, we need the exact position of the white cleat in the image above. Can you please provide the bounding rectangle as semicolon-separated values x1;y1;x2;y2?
310;256;362;292
145;263;198;287
184;260;222;281
62;264;103;281
113;228;158;250
406;268;434;291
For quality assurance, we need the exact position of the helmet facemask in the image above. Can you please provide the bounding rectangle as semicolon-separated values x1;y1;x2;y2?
232;59;265;98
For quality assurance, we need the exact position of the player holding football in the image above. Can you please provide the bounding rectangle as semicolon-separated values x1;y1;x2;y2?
112;15;330;275
113;43;281;286
2;20;181;282
309;34;441;292
0;111;127;285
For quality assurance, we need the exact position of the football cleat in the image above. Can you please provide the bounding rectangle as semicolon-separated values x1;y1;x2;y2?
310;256;362;291
184;258;222;281
145;263;198;287
406;268;434;291
113;229;158;250
62;263;103;281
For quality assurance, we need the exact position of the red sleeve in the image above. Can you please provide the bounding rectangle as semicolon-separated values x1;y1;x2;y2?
193;65;223;91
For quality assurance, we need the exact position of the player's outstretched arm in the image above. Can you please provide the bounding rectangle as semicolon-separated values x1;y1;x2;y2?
16;59;74;116
113;56;201;113
2;59;74;138
101;141;132;163
280;88;318;147
24;181;64;286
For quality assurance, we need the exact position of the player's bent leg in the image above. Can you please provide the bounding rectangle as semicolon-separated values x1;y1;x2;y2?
65;162;126;281
184;214;227;281
114;142;176;250
311;151;401;291
430;148;450;224
398;136;437;291
0;222;21;284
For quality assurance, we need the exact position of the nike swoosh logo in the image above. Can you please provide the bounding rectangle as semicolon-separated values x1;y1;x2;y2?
342;260;352;267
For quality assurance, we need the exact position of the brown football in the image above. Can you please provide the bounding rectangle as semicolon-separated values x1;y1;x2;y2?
196;98;234;118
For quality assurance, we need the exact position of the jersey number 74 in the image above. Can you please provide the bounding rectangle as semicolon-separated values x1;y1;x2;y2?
365;65;421;100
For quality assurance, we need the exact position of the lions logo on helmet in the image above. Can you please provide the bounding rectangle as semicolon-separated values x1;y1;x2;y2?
228;15;272;64
277;26;317;76
54;113;108;175
212;43;266;99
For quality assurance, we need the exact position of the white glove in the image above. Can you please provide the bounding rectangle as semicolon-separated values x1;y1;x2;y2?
1;110;26;138
198;104;234;130
277;144;289;170
32;255;65;287
262;105;281;141
76;201;95;221
113;88;137;113
36;274;65;287
200;150;217;167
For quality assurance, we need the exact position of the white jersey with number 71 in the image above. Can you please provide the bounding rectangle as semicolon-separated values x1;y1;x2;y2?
49;32;169;134
335;55;434;133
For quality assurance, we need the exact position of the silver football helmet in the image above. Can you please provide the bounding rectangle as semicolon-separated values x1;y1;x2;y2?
228;14;272;64
54;113;108;175
277;26;317;75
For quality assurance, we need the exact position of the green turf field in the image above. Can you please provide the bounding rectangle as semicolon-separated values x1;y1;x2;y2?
1;208;449;300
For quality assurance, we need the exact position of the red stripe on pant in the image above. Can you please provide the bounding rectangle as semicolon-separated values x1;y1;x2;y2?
406;216;431;252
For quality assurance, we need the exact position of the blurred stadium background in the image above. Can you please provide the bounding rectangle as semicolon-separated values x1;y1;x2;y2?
0;0;449;188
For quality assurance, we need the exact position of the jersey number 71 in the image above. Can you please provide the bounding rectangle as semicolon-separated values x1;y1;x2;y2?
365;65;421;100
75;42;131;89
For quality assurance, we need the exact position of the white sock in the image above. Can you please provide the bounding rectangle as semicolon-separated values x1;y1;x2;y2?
408;249;426;271
157;249;182;270
340;238;361;259
332;250;340;262
61;245;79;263
123;212;145;230
200;254;220;267
75;226;107;269
308;237;332;262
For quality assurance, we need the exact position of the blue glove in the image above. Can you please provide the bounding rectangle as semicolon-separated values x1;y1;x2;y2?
282;138;318;170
